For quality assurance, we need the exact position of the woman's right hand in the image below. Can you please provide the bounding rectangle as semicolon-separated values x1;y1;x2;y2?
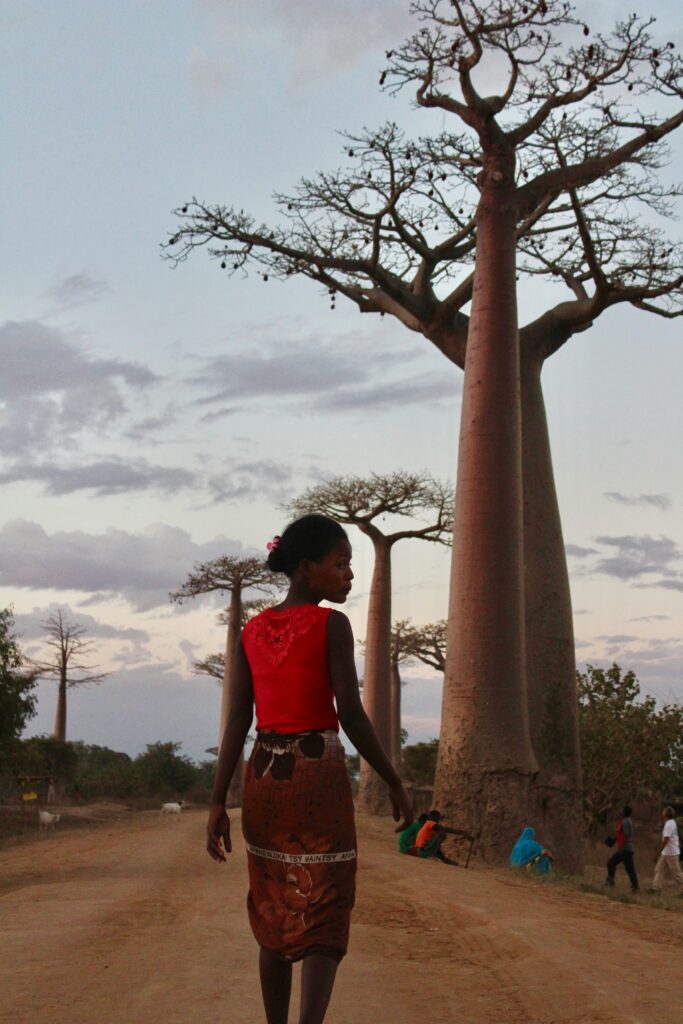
389;782;414;833
207;803;231;862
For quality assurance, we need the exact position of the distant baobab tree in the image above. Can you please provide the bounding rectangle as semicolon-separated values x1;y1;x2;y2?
388;619;418;769
404;620;447;676
193;599;274;685
287;472;452;813
171;557;279;805
30;609;109;743
166;1;682;864
359;618;417;768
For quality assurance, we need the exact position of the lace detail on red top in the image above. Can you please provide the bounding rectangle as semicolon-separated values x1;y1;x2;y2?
246;605;325;668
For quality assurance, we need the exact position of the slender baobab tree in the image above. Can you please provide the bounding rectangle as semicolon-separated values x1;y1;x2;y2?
194;599;275;684
30;609;109;743
171;557;279;805
389;619;417;769
165;0;682;863
359;618;416;769
287;472;452;812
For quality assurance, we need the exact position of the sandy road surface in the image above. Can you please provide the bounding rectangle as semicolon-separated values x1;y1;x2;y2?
1;809;682;1024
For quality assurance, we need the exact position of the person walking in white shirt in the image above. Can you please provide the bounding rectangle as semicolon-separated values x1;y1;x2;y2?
650;806;683;896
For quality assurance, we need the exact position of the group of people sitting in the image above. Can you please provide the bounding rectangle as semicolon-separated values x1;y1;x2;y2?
398;810;460;865
399;813;554;875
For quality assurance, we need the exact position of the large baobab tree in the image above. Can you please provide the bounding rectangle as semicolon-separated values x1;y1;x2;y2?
31;609;109;743
171;557;279;805
165;1;682;863
287;472;452;813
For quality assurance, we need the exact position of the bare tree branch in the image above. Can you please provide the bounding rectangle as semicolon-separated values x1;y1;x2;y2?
164;0;682;370
29;609;110;688
285;472;453;547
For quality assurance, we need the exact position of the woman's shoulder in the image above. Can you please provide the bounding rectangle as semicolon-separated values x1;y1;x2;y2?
242;604;331;657
325;608;353;645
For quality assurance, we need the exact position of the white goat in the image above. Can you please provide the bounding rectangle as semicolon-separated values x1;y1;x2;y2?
39;810;61;830
160;800;184;817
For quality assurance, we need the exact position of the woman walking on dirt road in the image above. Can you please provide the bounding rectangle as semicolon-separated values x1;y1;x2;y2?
206;513;413;1024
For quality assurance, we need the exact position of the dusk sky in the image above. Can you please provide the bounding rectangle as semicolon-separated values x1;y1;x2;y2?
2;0;682;763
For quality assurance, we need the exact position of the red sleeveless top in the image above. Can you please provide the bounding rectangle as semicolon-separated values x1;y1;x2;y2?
241;604;339;734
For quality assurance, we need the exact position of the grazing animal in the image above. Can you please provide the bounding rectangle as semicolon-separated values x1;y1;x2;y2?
39;810;61;830
160;801;184;817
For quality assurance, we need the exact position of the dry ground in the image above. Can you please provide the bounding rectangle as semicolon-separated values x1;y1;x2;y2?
1;807;682;1024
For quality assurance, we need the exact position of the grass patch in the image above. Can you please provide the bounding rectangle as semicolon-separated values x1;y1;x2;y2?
509;859;683;915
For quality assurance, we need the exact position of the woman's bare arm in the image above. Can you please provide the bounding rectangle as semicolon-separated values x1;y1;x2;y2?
207;638;254;861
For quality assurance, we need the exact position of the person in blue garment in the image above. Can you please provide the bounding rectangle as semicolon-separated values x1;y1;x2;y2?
509;826;554;874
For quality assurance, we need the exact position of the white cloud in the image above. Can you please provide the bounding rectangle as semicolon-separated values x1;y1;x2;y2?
0;458;196;497
0;521;249;611
206;458;294;504
0;320;157;456
13;604;150;645
576;634;683;704
189;335;457;415
565;544;598;558
44;273;109;312
604;491;672;511
186;45;233;98
192;0;413;90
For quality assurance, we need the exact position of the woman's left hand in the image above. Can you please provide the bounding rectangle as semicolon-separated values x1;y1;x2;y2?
389;782;414;833
207;803;231;862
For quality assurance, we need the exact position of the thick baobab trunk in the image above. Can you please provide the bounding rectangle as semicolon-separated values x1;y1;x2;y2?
521;353;584;871
434;151;538;860
389;660;402;769
220;587;244;807
53;667;67;742
358;535;393;813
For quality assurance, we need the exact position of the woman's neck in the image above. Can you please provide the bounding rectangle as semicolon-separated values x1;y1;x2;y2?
275;583;321;609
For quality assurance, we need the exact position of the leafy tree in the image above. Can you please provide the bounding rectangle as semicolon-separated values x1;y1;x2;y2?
30;609;109;743
171;556;279;805
14;734;79;787
578;664;683;833
133;741;197;797
287;472;452;812
166;0;682;865
0;607;38;771
70;742;135;799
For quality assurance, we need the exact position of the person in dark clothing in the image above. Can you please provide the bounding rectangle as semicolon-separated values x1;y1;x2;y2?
414;810;460;865
606;805;638;892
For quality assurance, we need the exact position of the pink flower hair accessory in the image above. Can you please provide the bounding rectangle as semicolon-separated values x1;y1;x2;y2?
266;536;281;552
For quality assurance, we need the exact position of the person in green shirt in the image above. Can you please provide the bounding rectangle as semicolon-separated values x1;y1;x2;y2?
399;813;428;854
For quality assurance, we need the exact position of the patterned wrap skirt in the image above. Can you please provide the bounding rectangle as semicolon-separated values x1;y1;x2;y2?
242;729;356;963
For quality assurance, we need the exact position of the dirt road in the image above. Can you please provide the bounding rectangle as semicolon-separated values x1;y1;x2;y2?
2;809;682;1024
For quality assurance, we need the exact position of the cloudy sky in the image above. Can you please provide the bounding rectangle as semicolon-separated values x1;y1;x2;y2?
1;0;682;763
